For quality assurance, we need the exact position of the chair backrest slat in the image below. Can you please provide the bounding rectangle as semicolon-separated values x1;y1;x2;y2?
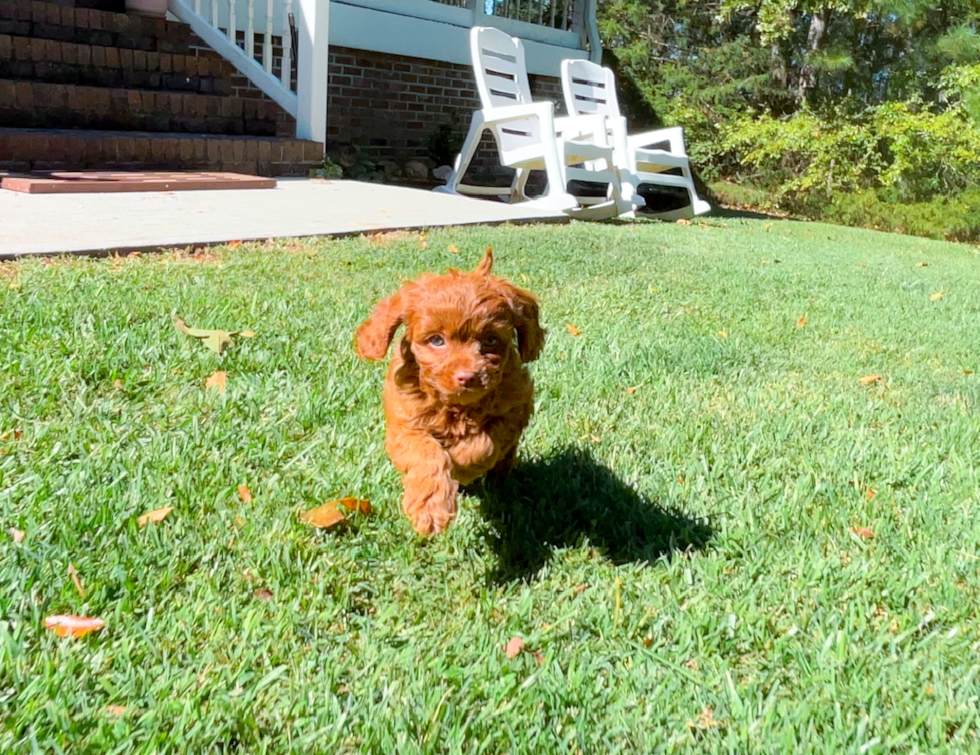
470;27;540;157
561;59;621;120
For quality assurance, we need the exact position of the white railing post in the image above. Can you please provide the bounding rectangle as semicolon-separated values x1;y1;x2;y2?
296;0;328;146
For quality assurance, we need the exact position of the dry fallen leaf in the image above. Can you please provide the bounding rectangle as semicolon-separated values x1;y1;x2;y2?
419;231;428;249
504;636;525;658
925;685;934;695
533;649;545;666
337;497;372;515
851;526;875;539
915;262;928;268
365;230;409;244
866;488;877;500
105;705;128;716
138;506;173;527
688;707;721;731
253;588;274;602
717;330;728;339
566;324;582;336
859;374;883;386
44;615;106;638
965;370;974;376
643;635;654;647
227;240;242;249
931;292;945;301
68;563;85;598
112;379;123;389
299;502;346;529
676;218;692;226
10;527;25;543
447;244;459;254
796;316;807;328
677;476;685;485
237;485;253;504
573;584;588;596
205;371;227;394
626;386;637;395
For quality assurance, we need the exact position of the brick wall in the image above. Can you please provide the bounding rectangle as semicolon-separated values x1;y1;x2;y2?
327;45;565;170
207;42;567;179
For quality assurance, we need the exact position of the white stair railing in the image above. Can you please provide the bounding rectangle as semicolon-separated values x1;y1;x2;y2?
167;0;327;146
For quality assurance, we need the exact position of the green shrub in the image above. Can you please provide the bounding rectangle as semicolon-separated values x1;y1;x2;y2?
711;102;980;224
824;188;980;242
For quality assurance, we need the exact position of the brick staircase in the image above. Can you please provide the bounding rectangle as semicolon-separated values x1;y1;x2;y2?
0;0;323;175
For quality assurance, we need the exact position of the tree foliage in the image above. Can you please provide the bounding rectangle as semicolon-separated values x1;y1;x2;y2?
598;0;980;238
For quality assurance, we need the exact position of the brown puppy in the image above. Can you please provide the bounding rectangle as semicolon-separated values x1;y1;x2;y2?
355;248;545;535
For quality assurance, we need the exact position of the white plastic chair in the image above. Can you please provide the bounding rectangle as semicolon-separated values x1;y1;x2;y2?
561;58;711;220
435;27;634;219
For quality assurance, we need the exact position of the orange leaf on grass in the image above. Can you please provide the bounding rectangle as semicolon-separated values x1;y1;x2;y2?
105;705;128;716
237;485;253;504
931;292;945;301
138;506;173;527
337;497;372;515
504;636;525;658
299;502;346;529
227;240;242;249
717;330;728;339
533;649;545;666
10;528;25;543
253;588;274;602
205;371;227;394
859;374;883;386
915;262;928;268
566;324;582;336
851;526;875;539
796;316;807;328
447;244;459;254
44;615;106;638
866;488;877;500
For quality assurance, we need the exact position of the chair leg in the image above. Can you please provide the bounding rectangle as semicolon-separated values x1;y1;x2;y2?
510;168;531;203
432;116;486;198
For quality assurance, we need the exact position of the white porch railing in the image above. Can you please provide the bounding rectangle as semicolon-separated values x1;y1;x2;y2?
167;0;328;144
166;0;597;144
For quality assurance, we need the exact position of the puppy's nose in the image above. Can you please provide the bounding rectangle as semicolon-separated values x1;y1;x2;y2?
454;370;478;387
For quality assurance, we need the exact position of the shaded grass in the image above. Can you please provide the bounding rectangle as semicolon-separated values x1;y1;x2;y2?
1;218;979;752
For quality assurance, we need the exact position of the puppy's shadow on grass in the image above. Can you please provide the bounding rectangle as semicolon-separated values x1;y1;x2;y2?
477;446;713;584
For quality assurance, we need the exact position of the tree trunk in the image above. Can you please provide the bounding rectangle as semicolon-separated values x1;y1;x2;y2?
797;7;831;104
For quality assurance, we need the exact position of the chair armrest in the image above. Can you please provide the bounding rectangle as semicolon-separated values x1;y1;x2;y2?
554;113;608;141
480;101;555;127
627;125;687;155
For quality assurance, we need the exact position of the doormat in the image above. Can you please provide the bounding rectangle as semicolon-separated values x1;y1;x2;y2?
0;171;277;194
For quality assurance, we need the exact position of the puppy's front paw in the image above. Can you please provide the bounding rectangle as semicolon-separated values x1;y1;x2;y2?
403;473;459;536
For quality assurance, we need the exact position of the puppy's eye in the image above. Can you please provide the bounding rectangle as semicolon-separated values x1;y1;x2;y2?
482;336;500;349
425;334;446;347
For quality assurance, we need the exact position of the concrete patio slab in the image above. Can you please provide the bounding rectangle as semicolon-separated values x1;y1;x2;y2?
0;178;566;258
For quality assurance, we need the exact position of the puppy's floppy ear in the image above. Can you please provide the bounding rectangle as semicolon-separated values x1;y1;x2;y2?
355;285;412;360
498;280;545;363
473;246;493;276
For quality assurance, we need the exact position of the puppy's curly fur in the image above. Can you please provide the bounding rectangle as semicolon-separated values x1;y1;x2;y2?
355;248;545;535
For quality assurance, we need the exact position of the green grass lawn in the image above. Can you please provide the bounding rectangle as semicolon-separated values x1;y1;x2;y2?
1;218;979;753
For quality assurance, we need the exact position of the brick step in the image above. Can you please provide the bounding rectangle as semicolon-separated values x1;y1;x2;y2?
0;128;324;177
0;35;233;95
0;80;279;136
0;0;195;54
